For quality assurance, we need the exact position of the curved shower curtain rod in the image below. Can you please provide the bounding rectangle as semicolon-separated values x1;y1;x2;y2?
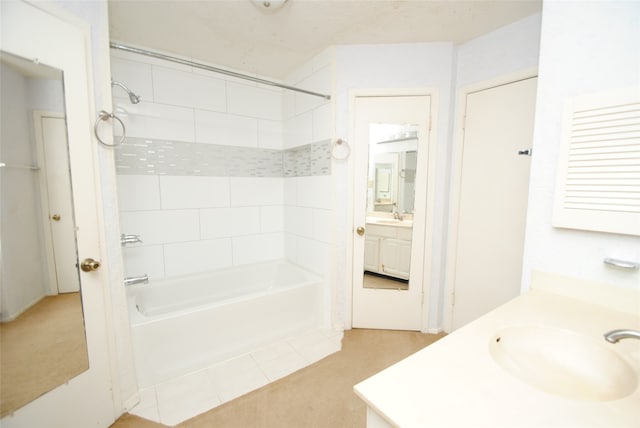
109;42;331;100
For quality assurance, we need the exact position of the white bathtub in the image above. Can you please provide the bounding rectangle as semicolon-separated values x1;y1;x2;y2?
126;260;323;388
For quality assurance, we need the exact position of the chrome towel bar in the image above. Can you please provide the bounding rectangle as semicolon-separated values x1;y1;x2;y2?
603;258;639;271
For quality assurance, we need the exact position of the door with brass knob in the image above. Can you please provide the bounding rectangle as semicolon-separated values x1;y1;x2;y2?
2;3;116;425
351;94;432;331
80;258;101;272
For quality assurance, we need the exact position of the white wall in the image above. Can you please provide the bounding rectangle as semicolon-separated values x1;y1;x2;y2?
522;1;640;290
455;13;541;88
335;42;455;330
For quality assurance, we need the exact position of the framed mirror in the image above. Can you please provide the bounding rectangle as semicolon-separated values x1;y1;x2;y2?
0;50;89;417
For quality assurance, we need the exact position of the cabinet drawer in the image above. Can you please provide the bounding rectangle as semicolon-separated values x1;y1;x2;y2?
366;224;397;238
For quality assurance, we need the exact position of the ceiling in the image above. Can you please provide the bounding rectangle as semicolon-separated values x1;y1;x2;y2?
108;0;541;79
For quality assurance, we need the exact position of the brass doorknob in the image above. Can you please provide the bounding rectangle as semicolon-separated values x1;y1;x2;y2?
80;258;101;272
356;226;365;236
51;214;61;221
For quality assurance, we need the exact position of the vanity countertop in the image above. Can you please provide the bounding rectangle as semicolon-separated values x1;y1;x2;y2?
354;274;640;427
365;217;413;228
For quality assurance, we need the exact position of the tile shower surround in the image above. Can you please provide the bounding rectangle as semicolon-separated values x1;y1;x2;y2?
115;137;331;177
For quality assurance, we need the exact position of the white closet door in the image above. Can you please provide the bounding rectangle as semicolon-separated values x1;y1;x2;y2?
451;77;537;330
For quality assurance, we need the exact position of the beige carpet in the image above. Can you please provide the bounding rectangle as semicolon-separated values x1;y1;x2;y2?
0;293;88;417
111;329;445;428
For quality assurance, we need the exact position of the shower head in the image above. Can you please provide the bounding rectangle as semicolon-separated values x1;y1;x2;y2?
111;79;140;104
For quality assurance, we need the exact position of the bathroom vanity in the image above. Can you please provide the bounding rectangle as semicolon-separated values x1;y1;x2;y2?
354;272;640;427
364;218;413;280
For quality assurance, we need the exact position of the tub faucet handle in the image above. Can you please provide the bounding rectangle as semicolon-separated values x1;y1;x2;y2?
124;274;149;286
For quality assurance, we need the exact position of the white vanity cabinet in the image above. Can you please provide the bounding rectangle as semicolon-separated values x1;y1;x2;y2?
364;223;412;280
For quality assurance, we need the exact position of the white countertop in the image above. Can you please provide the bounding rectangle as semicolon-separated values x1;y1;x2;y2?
365;217;413;228
354;278;640;427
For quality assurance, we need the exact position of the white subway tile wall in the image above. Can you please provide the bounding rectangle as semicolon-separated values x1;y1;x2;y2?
113;48;334;279
152;66;227;112
195;110;258;147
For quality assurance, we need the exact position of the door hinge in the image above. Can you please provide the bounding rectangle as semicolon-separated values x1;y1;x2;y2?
451;291;456;306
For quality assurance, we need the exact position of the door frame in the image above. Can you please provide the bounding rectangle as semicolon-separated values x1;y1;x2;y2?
443;69;537;333
1;1;119;426
346;88;439;332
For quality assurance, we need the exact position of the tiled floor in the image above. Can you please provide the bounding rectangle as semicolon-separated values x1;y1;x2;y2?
129;329;343;426
112;329;445;428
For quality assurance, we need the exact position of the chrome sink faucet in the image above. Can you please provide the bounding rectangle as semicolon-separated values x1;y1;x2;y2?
604;329;640;343
393;211;403;220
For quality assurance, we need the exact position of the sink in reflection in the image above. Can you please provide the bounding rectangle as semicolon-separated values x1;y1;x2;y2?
366;218;413;228
489;326;638;401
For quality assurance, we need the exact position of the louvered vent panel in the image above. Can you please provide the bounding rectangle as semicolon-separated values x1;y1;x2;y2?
553;88;640;236
564;102;640;213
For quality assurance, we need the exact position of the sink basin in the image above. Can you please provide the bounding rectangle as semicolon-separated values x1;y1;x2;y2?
366;218;413;227
489;326;638;401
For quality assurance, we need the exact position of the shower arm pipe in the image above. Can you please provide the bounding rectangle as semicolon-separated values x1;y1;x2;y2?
109;42;331;100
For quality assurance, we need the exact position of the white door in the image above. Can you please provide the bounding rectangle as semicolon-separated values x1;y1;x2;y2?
1;1;116;426
450;77;537;330
352;95;431;330
36;113;81;294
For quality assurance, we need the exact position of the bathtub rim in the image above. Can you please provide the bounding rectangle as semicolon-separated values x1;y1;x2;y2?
126;258;323;325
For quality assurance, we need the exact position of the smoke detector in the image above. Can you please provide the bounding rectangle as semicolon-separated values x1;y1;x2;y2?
251;0;289;12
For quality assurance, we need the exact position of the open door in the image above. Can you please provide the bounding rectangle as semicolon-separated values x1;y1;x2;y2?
1;1;117;426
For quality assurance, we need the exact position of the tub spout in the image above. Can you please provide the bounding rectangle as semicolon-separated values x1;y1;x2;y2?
124;274;149;286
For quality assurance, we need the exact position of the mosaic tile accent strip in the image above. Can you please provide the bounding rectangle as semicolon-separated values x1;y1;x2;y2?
115;137;331;177
310;139;331;176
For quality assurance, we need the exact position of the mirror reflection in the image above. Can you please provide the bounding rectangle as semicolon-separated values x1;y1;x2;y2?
0;51;88;417
363;124;419;290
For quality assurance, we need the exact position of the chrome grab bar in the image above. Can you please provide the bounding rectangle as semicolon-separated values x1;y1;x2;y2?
603;258;639;271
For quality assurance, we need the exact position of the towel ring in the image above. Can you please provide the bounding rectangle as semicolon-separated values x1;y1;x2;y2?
94;110;126;147
332;138;351;160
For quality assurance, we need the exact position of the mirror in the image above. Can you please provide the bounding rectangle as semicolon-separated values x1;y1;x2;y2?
363;123;419;290
0;51;89;417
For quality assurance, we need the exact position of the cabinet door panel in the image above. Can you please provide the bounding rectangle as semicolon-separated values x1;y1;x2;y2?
380;239;411;279
364;237;380;272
